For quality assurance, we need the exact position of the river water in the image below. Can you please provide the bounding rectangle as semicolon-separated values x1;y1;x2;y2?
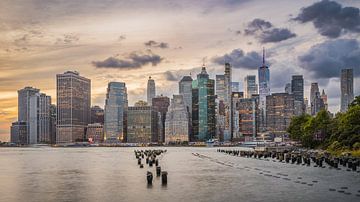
0;147;359;202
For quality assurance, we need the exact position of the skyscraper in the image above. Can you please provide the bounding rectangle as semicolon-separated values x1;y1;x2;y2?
192;65;216;142
244;75;258;98
258;48;270;132
215;63;232;141
321;89;328;111
311;92;325;115
310;82;320;116
266;93;295;135
56;71;91;144
231;82;240;93
16;87;51;144
291;75;304;115
152;95;170;143
127;101;158;143
237;96;259;141
340;69;354;112
179;76;193;113
231;92;244;140
104;82;128;142
165;95;189;144
147;76;156;105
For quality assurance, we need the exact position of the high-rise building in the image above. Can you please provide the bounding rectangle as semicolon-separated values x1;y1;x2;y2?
215;63;232;141
231;92;244;140
179;76;193;113
10;121;27;144
237;96;259;141
192;65;216;142
56;71;91;144
91;106;104;124
50;104;57;144
104;82;128;142
127;102;158;143
311;92;325;115
86;123;104;143
285;83;291;94
244;75;258;98
258;49;270;132
231;82;240;93
321;89;328;111
16;87;51;144
165;95;189;144
291;75;304;115
266;93;295;135
310;83;320;116
152;95;170;143
147;76;156;105
340;69;354;112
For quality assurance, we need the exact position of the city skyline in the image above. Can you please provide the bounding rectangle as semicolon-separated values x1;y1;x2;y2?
1;0;360;141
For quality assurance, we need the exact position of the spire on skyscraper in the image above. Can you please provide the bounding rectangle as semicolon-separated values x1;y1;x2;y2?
262;47;265;67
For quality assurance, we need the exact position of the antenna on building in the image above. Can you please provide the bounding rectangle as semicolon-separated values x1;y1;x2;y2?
262;47;265;67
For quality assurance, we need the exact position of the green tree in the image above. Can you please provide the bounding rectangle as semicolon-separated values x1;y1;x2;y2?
349;95;360;108
287;114;311;141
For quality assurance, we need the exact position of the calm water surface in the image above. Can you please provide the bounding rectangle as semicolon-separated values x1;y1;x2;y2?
0;147;359;202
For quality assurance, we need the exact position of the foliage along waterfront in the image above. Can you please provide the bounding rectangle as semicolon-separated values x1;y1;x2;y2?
288;96;360;156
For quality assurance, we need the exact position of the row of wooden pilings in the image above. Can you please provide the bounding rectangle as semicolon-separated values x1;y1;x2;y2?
134;149;168;185
217;149;360;172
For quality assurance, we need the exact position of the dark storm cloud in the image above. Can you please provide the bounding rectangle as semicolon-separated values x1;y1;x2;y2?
144;40;169;49
212;49;270;69
293;0;360;38
260;28;297;43
244;18;273;35
244;18;296;43
92;51;163;69
298;39;360;79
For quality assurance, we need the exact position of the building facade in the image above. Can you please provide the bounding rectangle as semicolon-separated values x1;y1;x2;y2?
10;121;27;144
266;93;295;135
56;71;91;144
165;95;189;144
91;106;104;124
244;75;258;98
310;82;320;115
231;82;240;93
127;103;158;143
104;82;128;142
291;75;304;115
192;65;216;142
16;87;51;144
86;123;104;143
237;97;259;141
147;76;156;105
340;69;354;112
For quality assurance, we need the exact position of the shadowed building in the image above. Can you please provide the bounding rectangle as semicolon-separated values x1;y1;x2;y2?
91;106;104;124
291;75;304;115
152;95;170;143
10;121;27;144
147;76;156;105
86;123;104;143
56;71;91;144
340;69;354;112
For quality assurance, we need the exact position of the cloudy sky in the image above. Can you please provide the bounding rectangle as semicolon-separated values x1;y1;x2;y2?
0;0;359;141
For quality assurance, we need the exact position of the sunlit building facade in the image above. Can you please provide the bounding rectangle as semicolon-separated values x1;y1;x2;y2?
244;75;258;98
104;82;128;142
56;71;91;144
